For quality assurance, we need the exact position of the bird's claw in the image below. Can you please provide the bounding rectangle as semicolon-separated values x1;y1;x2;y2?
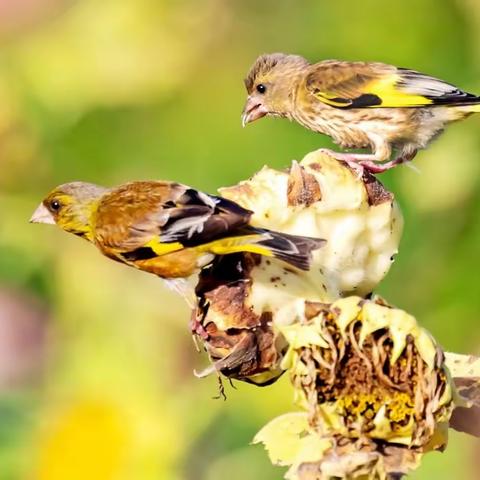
316;149;365;178
344;160;365;179
317;148;341;158
358;155;415;174
316;148;417;175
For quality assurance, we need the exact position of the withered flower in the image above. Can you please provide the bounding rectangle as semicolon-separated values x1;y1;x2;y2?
254;297;453;479
189;150;480;478
192;151;402;385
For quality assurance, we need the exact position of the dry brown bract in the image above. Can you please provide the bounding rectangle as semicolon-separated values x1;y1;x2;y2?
192;254;286;386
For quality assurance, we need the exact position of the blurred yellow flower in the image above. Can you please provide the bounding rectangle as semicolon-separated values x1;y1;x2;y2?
35;400;130;480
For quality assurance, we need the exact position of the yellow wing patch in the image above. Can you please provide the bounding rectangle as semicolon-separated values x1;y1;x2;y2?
197;234;274;257
144;239;184;255
315;92;351;108
367;75;433;107
146;235;275;258
314;73;434;108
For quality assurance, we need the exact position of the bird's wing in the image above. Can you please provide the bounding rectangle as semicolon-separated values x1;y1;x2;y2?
156;188;253;246
305;60;480;108
95;184;253;259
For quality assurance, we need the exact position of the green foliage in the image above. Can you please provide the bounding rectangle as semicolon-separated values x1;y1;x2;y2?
0;0;479;478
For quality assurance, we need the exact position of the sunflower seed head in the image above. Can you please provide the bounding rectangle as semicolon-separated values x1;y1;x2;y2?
282;297;453;446
251;297;454;479
193;151;402;384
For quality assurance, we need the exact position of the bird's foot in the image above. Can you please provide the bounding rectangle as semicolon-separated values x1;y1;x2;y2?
317;149;365;177
358;151;417;174
343;159;365;178
316;148;418;176
358;160;395;174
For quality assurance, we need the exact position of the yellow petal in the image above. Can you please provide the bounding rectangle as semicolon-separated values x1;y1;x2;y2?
253;413;330;467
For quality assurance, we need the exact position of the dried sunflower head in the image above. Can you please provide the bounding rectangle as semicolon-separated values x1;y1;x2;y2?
187;150;480;478
192;151;402;385
255;297;454;479
220;150;403;299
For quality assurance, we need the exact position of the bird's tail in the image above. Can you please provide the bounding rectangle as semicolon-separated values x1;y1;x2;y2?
465;103;480;113
454;101;480;113
200;228;325;270
251;228;326;270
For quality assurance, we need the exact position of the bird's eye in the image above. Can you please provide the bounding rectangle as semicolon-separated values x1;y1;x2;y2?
50;200;61;212
256;83;267;94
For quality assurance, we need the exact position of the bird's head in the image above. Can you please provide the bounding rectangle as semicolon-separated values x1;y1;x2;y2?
30;181;107;240
242;53;309;127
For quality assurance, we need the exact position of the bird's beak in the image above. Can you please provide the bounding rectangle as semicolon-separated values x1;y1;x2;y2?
30;203;55;224
241;96;268;127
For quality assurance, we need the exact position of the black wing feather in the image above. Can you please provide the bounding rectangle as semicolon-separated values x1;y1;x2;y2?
397;68;480;106
160;189;253;246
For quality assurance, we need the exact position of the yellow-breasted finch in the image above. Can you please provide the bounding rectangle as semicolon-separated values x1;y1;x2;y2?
242;53;480;173
30;181;325;280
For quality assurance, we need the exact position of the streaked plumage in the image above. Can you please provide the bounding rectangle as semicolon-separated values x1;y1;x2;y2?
30;181;325;281
242;53;480;173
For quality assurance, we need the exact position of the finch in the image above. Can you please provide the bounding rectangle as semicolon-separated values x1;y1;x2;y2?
242;53;480;173
30;181;325;281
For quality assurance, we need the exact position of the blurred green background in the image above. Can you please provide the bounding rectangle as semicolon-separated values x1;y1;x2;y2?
0;0;479;478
